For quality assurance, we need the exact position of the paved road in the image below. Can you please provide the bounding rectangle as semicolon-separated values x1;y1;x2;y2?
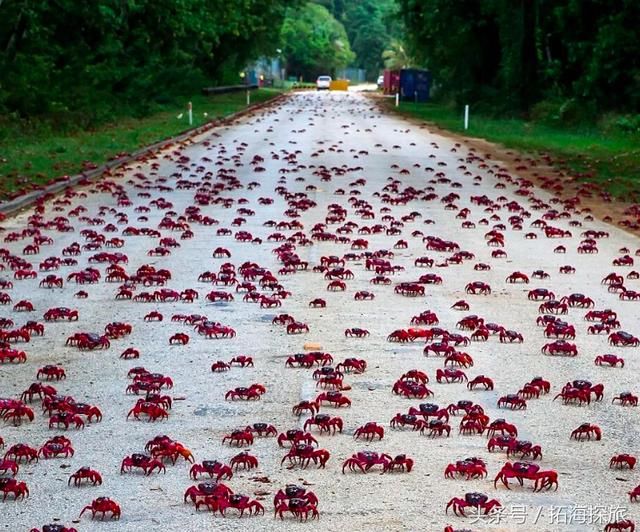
2;91;640;531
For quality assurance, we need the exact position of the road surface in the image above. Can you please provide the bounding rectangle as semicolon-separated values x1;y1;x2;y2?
2;91;639;531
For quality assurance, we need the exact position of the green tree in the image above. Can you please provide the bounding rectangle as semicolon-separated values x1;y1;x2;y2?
339;0;402;80
280;2;354;80
397;0;640;115
0;0;299;120
381;39;414;70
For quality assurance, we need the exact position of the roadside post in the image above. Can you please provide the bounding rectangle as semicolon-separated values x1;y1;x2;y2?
247;89;250;106
464;105;469;130
395;92;399;107
188;101;193;126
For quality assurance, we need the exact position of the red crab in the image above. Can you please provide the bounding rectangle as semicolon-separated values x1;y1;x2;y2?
0;459;19;477
222;430;254;446
444;458;487;480
353;422;384;441
613;392;638;407
21;382;57;402
528;288;555;301
392;379;433;398
275;497;319;521
39;436;74;458
43;307;78;322
505;271;529;283
304;414;344;434
497;395;527;410
407;403;450;421
144;311;163;322
484;419;518;438
245;423;277;437
169;332;189;345
126;402;168;422
609;331;640;347
79;497;121;520
315;391;351;407
120;453;165;475
342;451;394;473
49;412;85;430
225;384;266;401
595;354;625;367
336;357;366;373
611;454;636;470
604;520;636;532
437;368;467;383
211;360;231;372
466;375;493;390
216;494;265;517
36;365;67;381
39;275;63;289
423;419;452;437
344;327;370;338
394;282;425;296
0;478;29;500
542;340;577;356
230;355;254;367
571;423;602;440
281;443;330;469
142;436;191;464
381;454;414;474
4;443;38;463
286;322;309;334
190;460;233;481
230;451;259;470
494;462;558;491
13;300;35;312
292;400;319;416
68;467;103;486
277;430;318;448
446;492;501;516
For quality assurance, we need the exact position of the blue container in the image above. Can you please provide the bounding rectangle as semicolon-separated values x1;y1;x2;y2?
245;70;259;86
399;69;431;102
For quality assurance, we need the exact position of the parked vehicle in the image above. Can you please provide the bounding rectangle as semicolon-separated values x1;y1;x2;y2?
316;76;332;90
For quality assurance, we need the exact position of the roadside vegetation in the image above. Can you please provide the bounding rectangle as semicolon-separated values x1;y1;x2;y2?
386;99;640;200
0;89;282;198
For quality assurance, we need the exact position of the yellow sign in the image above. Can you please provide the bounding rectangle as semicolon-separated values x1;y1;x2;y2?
330;79;349;91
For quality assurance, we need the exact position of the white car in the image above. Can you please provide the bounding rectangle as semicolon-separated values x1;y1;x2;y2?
316;76;331;90
377;75;384;89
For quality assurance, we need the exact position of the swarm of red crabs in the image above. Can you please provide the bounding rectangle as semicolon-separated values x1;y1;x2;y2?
0;92;638;532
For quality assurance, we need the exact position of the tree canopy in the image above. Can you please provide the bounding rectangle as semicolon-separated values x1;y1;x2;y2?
316;0;402;80
280;2;354;81
0;0;299;120
397;0;640;117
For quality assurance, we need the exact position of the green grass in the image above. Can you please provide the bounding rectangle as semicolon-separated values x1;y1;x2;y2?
387;100;640;199
0;88;283;198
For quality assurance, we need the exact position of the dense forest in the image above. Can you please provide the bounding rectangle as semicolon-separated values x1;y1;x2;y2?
398;0;640;121
0;0;402;123
1;0;638;126
0;0;299;121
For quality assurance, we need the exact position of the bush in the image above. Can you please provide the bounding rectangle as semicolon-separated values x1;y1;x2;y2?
529;98;598;127
614;115;640;133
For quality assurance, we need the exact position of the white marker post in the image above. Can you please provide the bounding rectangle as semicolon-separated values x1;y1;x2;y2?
246;89;250;106
395;92;399;107
187;101;193;126
464;104;469;130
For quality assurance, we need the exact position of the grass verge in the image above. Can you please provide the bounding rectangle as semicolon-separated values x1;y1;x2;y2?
385;100;640;199
0;88;283;197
